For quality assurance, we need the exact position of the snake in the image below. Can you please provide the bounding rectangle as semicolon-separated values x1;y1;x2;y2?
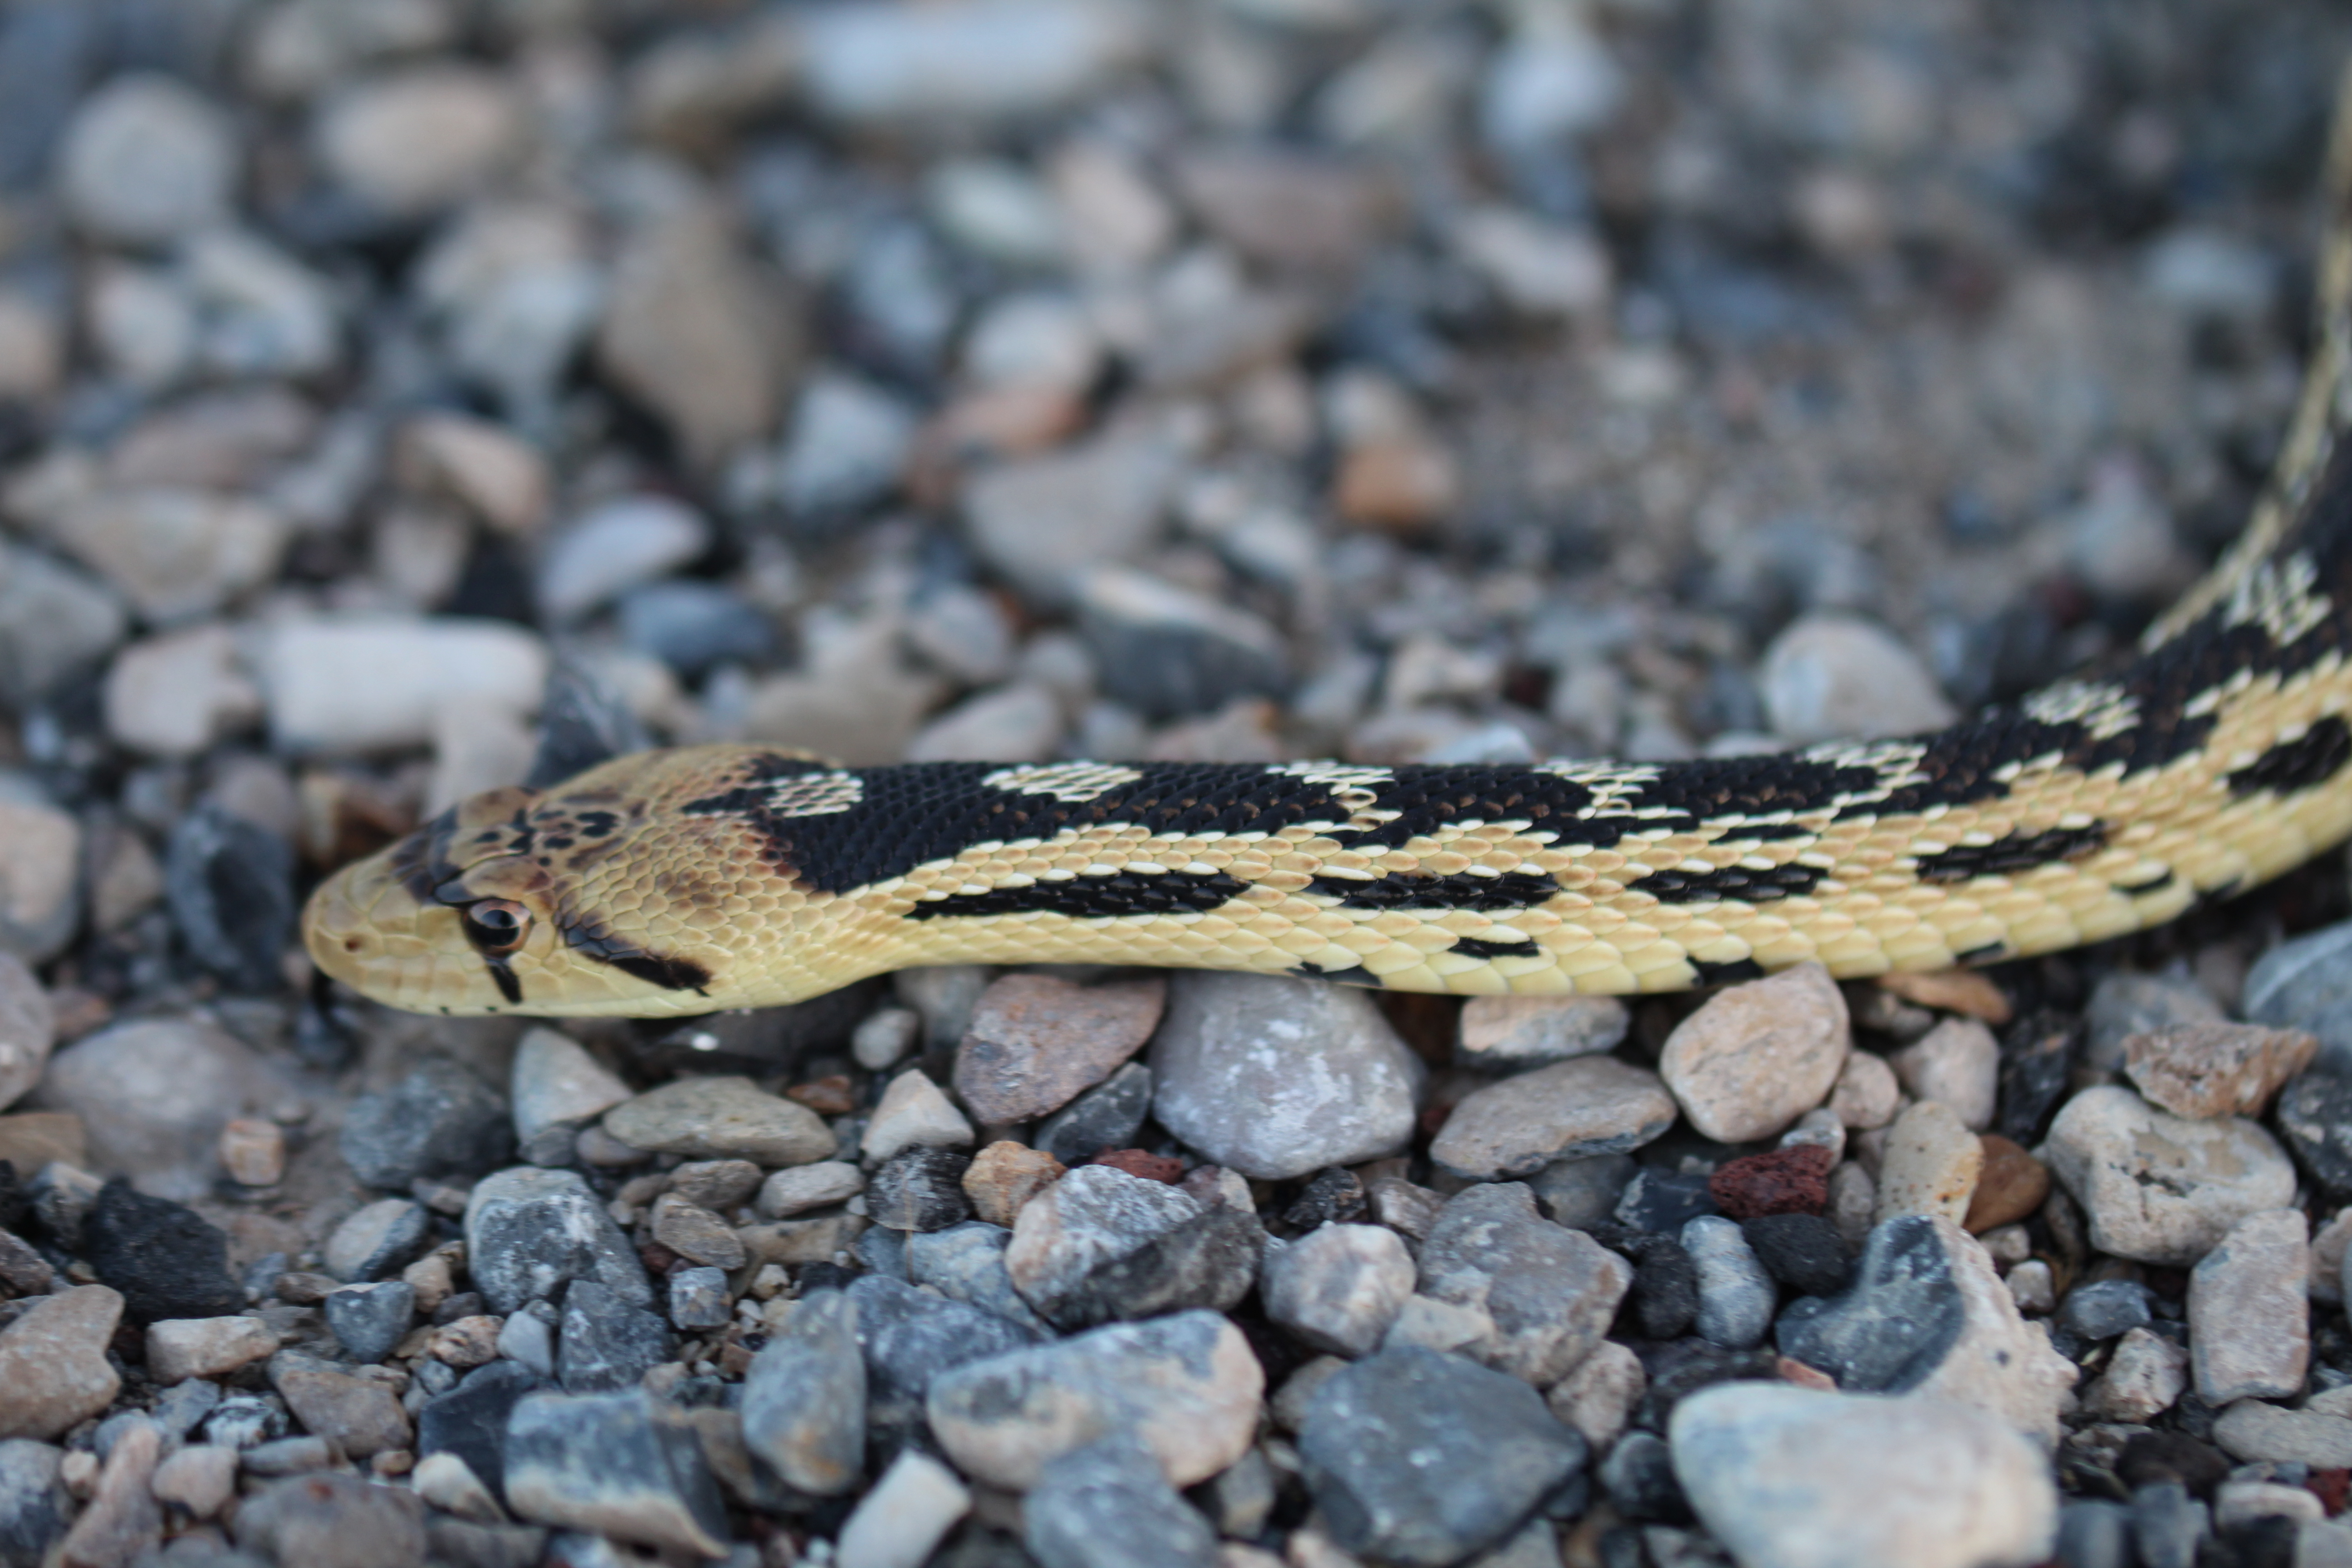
305;77;2352;1024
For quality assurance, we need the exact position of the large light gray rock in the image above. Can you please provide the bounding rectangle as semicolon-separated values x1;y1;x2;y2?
2043;1087;2298;1265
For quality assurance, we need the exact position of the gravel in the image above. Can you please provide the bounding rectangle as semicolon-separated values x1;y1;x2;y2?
5;3;2352;1562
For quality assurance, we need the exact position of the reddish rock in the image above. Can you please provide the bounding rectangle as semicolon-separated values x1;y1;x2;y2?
1709;1145;1834;1219
2309;1468;2351;1515
787;1074;855;1116
1093;1149;1184;1184
1962;1135;2051;1235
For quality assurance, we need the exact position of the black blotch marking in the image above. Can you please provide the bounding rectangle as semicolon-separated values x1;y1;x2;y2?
1449;936;1542;959
1629;861;1827;905
556;910;711;994
2228;715;2352;797
1309;870;1558;910
1954;941;2009;965
1690;957;1766;985
484;956;522;1005
1912;823;2109;883
391;806;461;902
903;869;1251;922
2116;869;2176;895
1294;961;1381;986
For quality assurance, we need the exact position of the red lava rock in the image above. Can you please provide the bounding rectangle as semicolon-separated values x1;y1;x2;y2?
1708;1144;1834;1219
2311;1469;2351;1516
787;1074;856;1116
1092;1149;1183;1184
1777;1355;1837;1391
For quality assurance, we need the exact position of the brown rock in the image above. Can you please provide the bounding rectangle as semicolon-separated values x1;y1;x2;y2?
0;1109;83;1170
0;1226;52;1294
59;1416;160;1568
1094;1150;1182;1184
1963;1135;2051;1235
0;1284;122;1440
2123;1022;2318;1120
649;1193;748;1270
430;1316;502;1370
1661;962;1852;1143
271;1353;412;1458
1710;1145;1835;1220
594;206;800;467
218;1117;285;1186
1333;437;1460;533
1873;1100;1984;1226
1172;149;1400;273
1875;970;2014;1024
954;974;1166;1124
395;412;550;537
146;1316;278;1383
961;1140;1065;1227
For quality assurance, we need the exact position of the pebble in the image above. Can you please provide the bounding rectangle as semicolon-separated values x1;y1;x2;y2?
535;496;711;625
1454;994;1629;1070
416;1359;539;1502
2244;920;2352;1073
1527;1152;1634;1231
963;1141;1067;1226
2188;1208;2310;1405
1890;1019;2000;1132
0;1286;122;1441
0;541;126;710
167;799;295;996
741;1289;863;1496
927;1309;1262;1490
272;1351;411;1458
853;1007;922;1073
0;954;50;1113
2212;1403;2352;1468
325;1282;416;1363
1777;1214;2077;1442
1430;1056;1676;1182
510;1029;632;1148
756;1160;864;1219
218;1117;285;1186
2043;1086;2298;1264
1740;1214;1851;1297
33;1015;275;1199
619;581;776;679
862;1068;975;1164
2124;1022;2317;1119
794;0;1149;124
558;1280;673;1393
269;616;547;756
838;1449;971;1568
1149;973;1421;1181
1006;1163;1259;1328
502;1390;727;1558
666;1160;760;1212
853;1273;1043;1437
341;1056;511;1191
1669;1384;2057;1568
1962;1135;2050;1234
57;1417;161;1568
0;777;78;965
233;1471;426;1567
464;1167;652;1315
1264;1223;1417;1357
102;624;263;760
2085;972;2228;1073
1077;566;1289;722
40;487;289;624
1026;1436;1217;1568
2082;1327;2190;1423
774;372;918;522
1300;1346;1587;1568
1872;1100;1984;1226
1759;614;1959;743
59;74;238;243
410;1451;503;1524
1710;1145;1834;1220
1412;1182;1632;1387
325;1198;431;1282
1548;1339;1647;1451
647;1194;745;1269
1454;206;1612;318
1034;1063;1155;1165
906;1220;1050;1333
596;209;796;468
1660;962;1851;1143
1683;1216;1777;1350
867;1146;975;1231
1617;1168;1720;1233
954;974;1166;1125
2057;1280;2152;1341
147;1316;278;1384
149;1441;237;1521
962;428;1183;607
603;1076;835;1167
316;64;520;215
83;1182;241;1322
2266;1075;2352;1200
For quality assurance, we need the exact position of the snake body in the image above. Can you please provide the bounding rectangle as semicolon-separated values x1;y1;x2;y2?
306;78;2352;1023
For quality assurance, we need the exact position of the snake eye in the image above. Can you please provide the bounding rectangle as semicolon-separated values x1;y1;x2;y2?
460;899;532;956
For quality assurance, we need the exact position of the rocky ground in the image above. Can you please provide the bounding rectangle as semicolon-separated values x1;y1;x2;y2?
5;1;2352;1567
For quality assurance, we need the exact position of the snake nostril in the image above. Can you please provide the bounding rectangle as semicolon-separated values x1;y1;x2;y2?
343;937;363;953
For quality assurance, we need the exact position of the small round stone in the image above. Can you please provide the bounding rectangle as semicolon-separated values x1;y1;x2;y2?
1659;962;1850;1144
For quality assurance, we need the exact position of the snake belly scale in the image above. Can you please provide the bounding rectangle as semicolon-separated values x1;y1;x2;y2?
306;72;2352;1024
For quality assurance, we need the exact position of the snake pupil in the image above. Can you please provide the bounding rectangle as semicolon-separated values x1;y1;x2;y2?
460;899;531;955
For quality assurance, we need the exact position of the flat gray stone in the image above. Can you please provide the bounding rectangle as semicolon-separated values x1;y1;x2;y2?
1430;1056;1676;1181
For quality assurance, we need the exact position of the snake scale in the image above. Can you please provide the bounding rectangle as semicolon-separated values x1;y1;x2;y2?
307;73;2352;1023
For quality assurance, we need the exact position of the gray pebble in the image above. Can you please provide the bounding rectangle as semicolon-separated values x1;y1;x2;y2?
906;1220;1050;1332
465;1167;651;1315
1006;1163;1261;1329
1036;1063;1154;1165
0;1439;69;1568
667;1267;732;1331
850;1274;1044;1438
1264;1224;1416;1357
503;1390;728;1558
742;1289;864;1497
1416;1183;1631;1386
1026;1436;1218;1568
324;1198;431;1284
340;1056;512;1191
2246;920;2352;1075
1681;1216;1776;1350
2084;973;2225;1073
558;1281;672;1394
324;1281;415;1363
